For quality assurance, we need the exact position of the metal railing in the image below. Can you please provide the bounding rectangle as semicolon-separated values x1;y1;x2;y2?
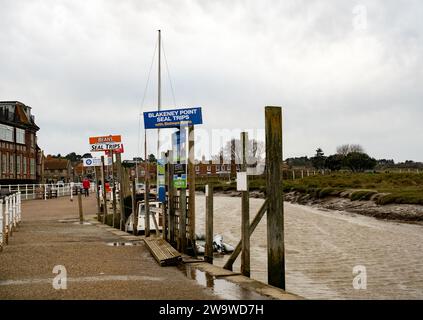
0;183;96;201
0;191;22;251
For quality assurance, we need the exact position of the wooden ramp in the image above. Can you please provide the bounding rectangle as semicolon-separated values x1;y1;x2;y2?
144;238;182;266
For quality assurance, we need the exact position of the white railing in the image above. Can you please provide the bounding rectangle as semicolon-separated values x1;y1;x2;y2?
0;191;22;251
0;183;96;201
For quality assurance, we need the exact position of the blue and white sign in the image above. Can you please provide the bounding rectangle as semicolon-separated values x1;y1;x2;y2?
143;107;202;129
83;157;112;167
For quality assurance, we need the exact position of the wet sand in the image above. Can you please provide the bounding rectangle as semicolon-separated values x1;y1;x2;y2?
195;195;423;299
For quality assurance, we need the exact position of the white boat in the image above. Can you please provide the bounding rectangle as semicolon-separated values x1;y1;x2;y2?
126;201;163;233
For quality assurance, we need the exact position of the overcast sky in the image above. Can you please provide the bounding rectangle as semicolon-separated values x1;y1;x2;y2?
0;0;422;162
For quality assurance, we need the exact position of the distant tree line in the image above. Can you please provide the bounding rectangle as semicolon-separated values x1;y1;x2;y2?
285;144;423;172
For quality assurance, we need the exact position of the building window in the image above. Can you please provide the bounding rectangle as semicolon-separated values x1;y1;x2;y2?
23;156;27;175
30;133;35;148
195;165;199;172
30;158;36;175
9;154;14;176
16;128;25;144
207;165;211;172
216;165;221;172
2;154;7;174
17;155;21;174
0;124;14;142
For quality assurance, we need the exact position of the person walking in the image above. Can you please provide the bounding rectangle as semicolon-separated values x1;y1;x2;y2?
82;178;90;197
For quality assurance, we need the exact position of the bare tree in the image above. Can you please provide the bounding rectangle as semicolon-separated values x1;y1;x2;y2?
213;139;265;165
337;144;364;156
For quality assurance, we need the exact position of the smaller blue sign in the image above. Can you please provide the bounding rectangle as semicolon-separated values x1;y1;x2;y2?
144;107;202;129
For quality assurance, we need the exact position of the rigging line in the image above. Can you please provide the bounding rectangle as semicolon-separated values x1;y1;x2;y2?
136;38;158;180
161;39;177;108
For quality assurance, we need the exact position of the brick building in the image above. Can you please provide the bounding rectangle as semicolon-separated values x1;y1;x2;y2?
43;156;72;183
0;101;43;184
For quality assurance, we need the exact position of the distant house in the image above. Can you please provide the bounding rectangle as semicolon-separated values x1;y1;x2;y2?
43;156;72;183
0;101;43;184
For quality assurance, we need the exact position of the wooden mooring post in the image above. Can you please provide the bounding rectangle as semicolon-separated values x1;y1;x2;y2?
179;189;187;253
111;152;117;228
78;191;84;224
101;156;108;224
132;179;138;235
204;184;214;264
168;151;176;246
241;131;250;277
188;125;197;256
116;153;125;230
265;106;285;290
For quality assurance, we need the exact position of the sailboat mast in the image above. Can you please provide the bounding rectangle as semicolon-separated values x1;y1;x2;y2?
157;29;161;160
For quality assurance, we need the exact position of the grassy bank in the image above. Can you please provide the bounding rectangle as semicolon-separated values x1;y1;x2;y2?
195;172;423;206
285;172;423;205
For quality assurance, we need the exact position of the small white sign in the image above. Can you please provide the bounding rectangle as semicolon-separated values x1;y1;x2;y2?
83;157;112;167
236;172;248;191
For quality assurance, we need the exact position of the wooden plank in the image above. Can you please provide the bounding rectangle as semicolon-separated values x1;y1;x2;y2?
265;106;285;290
224;200;267;270
144;238;182;266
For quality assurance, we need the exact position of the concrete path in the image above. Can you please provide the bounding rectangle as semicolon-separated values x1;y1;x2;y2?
0;196;218;299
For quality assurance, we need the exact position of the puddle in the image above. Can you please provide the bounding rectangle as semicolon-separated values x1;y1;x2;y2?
58;219;80;223
73;222;92;225
106;242;138;246
179;264;271;300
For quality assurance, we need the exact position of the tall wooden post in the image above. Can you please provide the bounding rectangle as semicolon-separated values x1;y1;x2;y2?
188;125;197;256
100;156;108;224
116;153;125;230
241;132;250;277
168;151;175;246
145;168;150;237
205;184;214;264
95;167;101;221
132;179;138;235
163;151;170;241
179;188;187;253
78;191;84;224
265;106;285;290
111;152;117;228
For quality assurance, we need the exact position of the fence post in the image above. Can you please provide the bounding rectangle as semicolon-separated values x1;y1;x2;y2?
4;197;9;245
0;199;3;251
8;196;13;237
205;184;213;264
265;106;285;290
18;192;22;223
44;184;47;200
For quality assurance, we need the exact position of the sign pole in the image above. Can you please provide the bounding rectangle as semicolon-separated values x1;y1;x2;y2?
111;151;117;228
144;129;150;237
